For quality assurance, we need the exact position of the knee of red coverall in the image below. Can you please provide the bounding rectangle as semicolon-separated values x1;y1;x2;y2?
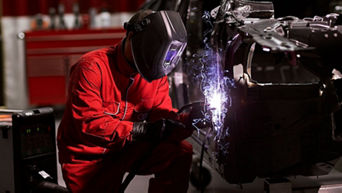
148;140;193;193
62;159;124;193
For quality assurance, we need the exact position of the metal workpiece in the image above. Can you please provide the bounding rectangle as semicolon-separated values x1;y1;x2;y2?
146;0;342;190
185;0;342;186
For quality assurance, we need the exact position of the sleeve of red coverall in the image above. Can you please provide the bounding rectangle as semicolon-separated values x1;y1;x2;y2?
69;61;133;149
148;76;180;122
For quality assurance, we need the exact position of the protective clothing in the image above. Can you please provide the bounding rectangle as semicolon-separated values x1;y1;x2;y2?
132;119;187;141
124;10;187;82
57;41;192;193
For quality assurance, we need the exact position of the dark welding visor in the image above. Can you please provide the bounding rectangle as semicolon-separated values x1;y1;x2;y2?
125;10;187;82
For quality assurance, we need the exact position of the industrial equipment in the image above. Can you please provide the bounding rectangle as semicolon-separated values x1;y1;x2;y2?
0;108;67;193
134;0;342;191
187;0;342;185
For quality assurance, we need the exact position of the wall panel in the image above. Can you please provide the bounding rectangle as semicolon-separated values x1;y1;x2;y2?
2;0;146;16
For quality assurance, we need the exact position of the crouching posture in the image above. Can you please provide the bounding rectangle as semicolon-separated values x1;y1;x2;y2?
57;9;194;193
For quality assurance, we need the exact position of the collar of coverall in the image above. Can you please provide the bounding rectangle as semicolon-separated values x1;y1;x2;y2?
116;38;139;78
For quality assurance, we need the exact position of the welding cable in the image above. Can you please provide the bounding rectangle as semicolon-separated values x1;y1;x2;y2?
35;181;70;193
199;140;206;193
199;121;215;193
119;142;156;193
178;102;212;193
120;121;169;192
120;119;185;193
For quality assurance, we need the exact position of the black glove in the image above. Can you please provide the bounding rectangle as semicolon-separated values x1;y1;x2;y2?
131;119;192;142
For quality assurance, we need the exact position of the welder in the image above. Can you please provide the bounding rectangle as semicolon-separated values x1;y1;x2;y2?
57;10;195;193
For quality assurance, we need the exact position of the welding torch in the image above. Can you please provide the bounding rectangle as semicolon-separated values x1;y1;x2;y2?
178;101;212;131
120;102;207;193
179;102;214;193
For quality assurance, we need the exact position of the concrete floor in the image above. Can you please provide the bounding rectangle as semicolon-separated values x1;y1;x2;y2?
56;151;342;193
55;116;342;193
122;158;342;193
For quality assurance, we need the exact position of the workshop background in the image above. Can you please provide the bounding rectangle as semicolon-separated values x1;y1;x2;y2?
0;0;342;193
1;0;145;109
0;0;337;109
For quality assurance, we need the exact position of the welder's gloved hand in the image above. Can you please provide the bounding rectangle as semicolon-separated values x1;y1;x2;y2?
178;102;209;130
132;119;193;142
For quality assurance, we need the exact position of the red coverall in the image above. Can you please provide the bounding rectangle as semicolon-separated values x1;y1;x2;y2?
57;41;193;193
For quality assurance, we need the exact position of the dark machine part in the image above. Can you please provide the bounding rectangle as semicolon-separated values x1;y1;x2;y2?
0;108;69;193
335;78;342;102
190;156;212;190
141;0;342;186
244;0;331;18
140;0;190;23
27;165;69;193
187;0;342;185
333;78;342;139
271;0;330;18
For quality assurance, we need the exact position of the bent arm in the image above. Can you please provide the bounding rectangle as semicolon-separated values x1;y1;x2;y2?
69;61;133;150
149;76;181;122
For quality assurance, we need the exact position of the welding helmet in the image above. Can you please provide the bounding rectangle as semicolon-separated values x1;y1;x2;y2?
124;10;187;82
